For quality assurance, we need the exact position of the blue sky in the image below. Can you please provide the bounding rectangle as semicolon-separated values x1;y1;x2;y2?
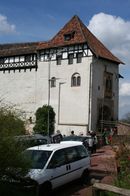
0;0;130;119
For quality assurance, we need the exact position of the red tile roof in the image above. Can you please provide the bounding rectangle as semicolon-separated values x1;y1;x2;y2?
38;15;123;64
0;42;38;57
0;15;123;64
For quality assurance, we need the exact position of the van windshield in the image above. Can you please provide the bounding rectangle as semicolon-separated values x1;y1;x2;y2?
24;150;52;169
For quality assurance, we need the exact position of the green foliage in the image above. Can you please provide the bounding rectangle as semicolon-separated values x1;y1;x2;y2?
0;107;30;182
96;147;130;196
0;107;26;136
33;105;55;135
115;148;130;189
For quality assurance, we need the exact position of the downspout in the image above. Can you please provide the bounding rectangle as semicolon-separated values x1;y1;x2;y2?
58;83;61;124
88;61;92;132
117;66;120;121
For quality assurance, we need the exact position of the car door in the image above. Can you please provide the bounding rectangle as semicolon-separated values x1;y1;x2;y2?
64;146;90;181
64;147;82;181
46;149;69;188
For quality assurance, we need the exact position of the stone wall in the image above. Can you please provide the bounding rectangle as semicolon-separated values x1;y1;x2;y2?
117;122;130;135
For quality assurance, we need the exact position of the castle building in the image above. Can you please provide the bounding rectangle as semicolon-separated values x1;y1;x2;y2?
0;15;123;135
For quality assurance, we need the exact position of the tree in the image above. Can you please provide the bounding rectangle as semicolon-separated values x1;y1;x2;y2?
33;105;55;135
0;107;30;182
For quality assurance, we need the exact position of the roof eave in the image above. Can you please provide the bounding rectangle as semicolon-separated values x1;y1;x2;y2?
98;56;125;65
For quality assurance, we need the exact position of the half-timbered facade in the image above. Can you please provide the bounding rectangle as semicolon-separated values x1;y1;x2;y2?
0;16;123;135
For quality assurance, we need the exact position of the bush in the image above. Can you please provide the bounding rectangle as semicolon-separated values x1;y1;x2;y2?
0;107;32;194
115;146;130;189
0;107;26;136
33;105;55;135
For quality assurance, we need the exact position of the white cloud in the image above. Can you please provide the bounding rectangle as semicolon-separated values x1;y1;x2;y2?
87;12;130;64
120;82;130;96
0;14;16;35
87;13;130;117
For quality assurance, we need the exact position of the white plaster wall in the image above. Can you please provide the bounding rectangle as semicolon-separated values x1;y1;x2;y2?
0;54;93;136
49;55;93;135
0;62;49;120
90;58;119;131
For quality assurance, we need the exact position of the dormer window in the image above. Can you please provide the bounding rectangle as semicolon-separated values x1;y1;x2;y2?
64;31;75;41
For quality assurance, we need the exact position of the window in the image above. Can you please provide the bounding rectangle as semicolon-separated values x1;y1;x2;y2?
106;76;112;91
0;58;5;64
71;73;81;87
104;72;113;98
76;146;88;159
65;147;78;163
24;150;52;169
47;149;66;168
76;52;83;63
56;55;62;65
77;76;81;86
25;55;32;62
68;53;74;64
64;31;75;41
50;77;56;88
9;57;14;63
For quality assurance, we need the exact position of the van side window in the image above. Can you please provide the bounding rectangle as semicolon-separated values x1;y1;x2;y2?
76;145;88;159
65;147;78;163
47;150;66;168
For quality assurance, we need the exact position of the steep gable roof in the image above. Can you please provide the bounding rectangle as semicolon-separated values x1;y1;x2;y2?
38;15;123;64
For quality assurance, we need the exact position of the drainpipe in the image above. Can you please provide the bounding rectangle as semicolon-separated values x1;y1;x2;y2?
58;82;66;124
88;61;92;132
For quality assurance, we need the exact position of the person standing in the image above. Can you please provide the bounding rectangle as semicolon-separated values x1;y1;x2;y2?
87;131;94;154
92;132;98;153
102;128;108;145
71;130;75;136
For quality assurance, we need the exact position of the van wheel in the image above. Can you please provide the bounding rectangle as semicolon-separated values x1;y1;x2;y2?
39;182;52;196
81;169;90;185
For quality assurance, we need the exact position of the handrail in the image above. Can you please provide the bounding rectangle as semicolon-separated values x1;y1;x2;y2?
93;182;130;196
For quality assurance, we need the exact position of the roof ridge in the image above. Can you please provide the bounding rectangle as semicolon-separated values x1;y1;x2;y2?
75;16;87;41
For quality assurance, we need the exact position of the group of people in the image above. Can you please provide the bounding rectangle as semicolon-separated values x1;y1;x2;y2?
102;127;117;145
70;130;98;154
64;127;117;154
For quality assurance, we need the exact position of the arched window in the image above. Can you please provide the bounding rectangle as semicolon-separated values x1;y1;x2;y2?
77;76;81;86
51;77;56;88
71;73;81;87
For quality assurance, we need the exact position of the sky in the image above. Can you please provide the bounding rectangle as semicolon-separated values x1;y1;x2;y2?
0;0;130;119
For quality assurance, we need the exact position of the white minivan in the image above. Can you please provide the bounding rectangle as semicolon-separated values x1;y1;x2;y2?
24;142;90;195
